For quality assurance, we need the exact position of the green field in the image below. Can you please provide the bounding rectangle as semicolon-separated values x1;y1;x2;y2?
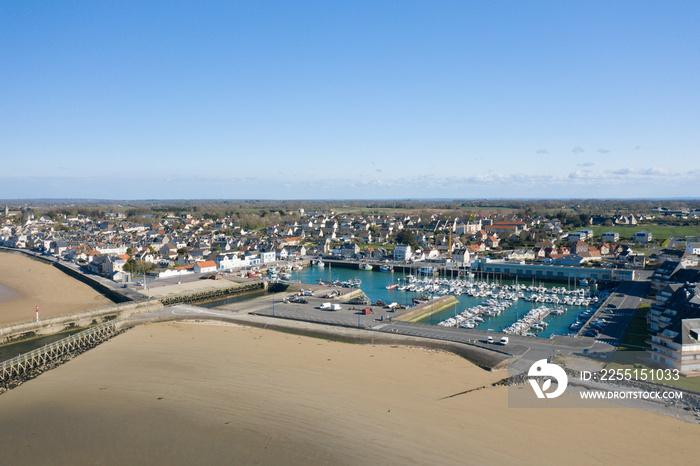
588;225;700;240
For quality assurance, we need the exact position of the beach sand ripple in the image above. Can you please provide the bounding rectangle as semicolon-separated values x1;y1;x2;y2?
0;322;699;464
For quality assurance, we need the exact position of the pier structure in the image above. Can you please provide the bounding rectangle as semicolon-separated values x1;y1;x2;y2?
322;258;472;277
0;321;119;383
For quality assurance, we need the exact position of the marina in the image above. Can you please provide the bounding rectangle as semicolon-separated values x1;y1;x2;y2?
289;265;607;338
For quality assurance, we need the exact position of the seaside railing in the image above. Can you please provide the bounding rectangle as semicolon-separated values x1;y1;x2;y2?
0;321;118;382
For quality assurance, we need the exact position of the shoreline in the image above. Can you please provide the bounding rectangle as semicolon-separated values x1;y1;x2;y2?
1;320;699;464
0;251;114;326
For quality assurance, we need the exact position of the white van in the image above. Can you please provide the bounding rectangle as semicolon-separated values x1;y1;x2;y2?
487;336;494;344
500;336;509;346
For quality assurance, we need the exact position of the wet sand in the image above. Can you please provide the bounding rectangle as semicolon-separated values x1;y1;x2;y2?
0;252;113;325
0;321;698;465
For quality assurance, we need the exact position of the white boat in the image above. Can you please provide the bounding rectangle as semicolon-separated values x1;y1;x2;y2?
314;260;325;267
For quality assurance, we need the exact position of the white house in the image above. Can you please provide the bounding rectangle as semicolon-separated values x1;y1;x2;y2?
686;242;700;255
393;244;412;262
275;247;289;260
259;251;276;263
104;255;127;277
245;253;261;266
601;231;620;243
567;232;587;243
194;260;218;274
454;220;482;234
451;248;471;264
506;249;536;261
215;252;246;271
634;231;653;244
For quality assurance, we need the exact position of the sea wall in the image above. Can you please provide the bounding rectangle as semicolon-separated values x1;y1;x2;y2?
158;281;267;306
52;261;133;303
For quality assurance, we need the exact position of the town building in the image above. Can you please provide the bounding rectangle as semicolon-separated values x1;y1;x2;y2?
648;283;700;375
393;244;412;262
601;231;620;243
634;231;653;243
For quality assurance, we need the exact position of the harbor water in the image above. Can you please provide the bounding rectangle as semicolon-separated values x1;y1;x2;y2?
290;265;599;338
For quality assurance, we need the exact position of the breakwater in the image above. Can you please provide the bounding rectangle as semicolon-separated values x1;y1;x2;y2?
158;281;267;306
395;296;459;323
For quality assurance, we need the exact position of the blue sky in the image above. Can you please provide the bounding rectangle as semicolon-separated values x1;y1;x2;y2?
1;1;699;199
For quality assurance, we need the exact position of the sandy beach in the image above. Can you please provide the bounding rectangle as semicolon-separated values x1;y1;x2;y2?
0;252;113;325
0;321;698;465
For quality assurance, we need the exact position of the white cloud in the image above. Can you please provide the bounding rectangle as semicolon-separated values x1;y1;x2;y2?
608;167;671;177
2;168;700;199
